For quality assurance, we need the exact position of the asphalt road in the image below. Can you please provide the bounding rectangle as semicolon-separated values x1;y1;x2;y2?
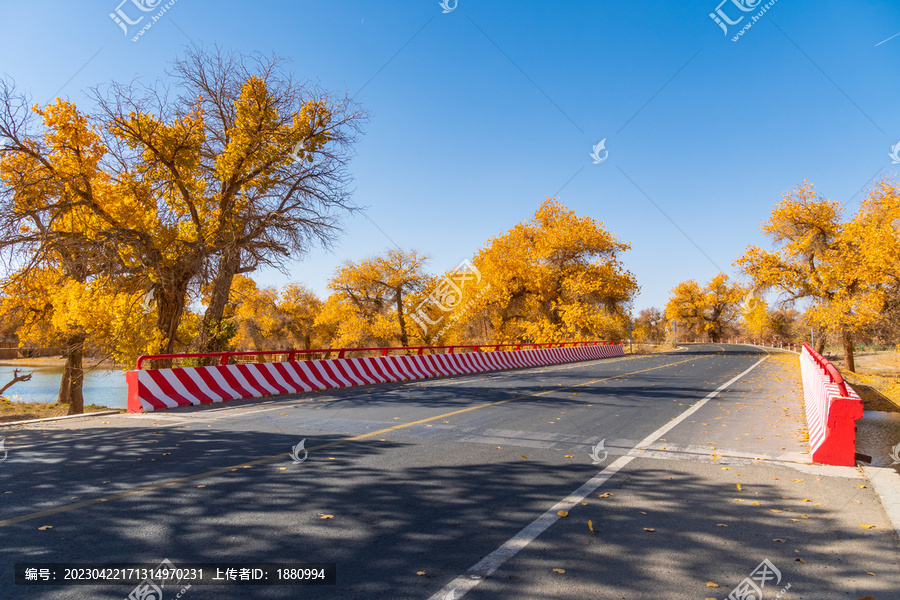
1;344;898;599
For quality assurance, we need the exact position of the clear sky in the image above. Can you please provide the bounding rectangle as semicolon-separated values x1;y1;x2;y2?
1;1;898;313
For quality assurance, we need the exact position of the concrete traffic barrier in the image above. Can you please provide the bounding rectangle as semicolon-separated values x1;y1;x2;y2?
799;343;863;466
126;343;625;413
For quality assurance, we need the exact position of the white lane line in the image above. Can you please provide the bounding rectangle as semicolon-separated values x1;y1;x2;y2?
428;354;768;600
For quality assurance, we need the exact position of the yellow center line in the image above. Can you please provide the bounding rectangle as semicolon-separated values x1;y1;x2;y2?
0;354;704;528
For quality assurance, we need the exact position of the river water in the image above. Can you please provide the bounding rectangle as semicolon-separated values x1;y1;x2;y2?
0;364;127;409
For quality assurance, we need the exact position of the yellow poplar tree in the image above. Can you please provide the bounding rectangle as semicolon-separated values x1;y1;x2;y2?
665;273;742;342
735;180;890;371
316;249;430;348
462;198;638;343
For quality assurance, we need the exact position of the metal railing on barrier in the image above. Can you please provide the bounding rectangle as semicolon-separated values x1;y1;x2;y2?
801;342;849;397
134;340;623;370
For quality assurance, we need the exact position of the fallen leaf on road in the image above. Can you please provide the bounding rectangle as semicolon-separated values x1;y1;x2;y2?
736;484;742;491
598;492;613;498
791;479;803;482
706;582;719;588
858;597;876;600
860;524;876;529
773;539;786;543
733;498;745;502
795;558;806;563
552;568;565;574
770;509;783;513
588;520;593;532
278;467;286;470
858;485;866;489
801;515;809;519
867;572;876;577
643;528;655;532
716;524;728;527
788;518;800;522
318;514;334;519
721;467;730;470
557;510;568;517
751;502;761;505
38;526;52;530
416;571;426;576
565;455;574;458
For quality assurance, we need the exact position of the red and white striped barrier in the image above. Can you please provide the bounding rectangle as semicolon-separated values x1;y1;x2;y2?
126;344;624;413
799;343;863;466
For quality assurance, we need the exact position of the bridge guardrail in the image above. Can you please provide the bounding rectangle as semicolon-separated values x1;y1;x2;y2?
799;342;863;466
126;341;624;413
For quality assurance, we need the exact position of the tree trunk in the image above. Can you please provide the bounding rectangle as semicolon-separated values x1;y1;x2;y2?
395;288;409;347
151;269;194;369
842;330;856;373
198;248;241;354
58;333;86;414
815;335;826;355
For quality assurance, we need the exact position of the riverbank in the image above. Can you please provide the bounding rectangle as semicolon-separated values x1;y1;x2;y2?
0;397;122;423
0;356;127;369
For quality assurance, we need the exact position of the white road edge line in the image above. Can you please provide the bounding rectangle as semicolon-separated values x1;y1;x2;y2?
429;354;769;600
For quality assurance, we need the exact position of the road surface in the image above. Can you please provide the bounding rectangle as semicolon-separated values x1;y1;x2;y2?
1;344;897;599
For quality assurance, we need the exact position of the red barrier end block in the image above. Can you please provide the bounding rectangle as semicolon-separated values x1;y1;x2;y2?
811;395;864;467
126;370;143;414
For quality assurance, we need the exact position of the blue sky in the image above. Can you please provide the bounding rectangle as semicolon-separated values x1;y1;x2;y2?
1;0;899;313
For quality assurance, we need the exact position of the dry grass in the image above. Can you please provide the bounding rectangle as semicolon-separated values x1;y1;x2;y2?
626;343;676;355
0;398;119;423
828;350;900;412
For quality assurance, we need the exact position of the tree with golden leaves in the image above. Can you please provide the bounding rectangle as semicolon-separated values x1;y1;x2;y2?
278;283;327;350
462;198;637;343
734;180;892;371
317;249;430;348
665;273;742;342
740;288;770;340
0;48;365;405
